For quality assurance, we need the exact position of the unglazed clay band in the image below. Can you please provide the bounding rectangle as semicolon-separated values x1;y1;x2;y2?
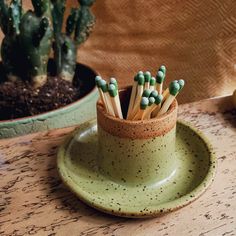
97;99;178;139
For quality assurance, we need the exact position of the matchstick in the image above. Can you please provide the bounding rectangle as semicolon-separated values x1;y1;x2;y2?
130;89;152;120
142;96;155;120
108;84;123;119
162;80;178;102
133;97;149;120
144;71;151;90
150;90;158;98
178;79;185;91
159;65;166;76
162;87;169;101
127;74;145;119
95;76;109;112
156;81;180;117
151;94;163;118
156;70;165;95
99;79;115;117
127;73;140;119
110;77;118;90
149;77;156;92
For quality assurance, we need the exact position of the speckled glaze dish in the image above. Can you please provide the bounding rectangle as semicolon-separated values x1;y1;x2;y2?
57;119;216;218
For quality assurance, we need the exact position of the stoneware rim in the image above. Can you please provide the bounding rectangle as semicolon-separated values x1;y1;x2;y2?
0;62;98;125
97;90;177;126
57;119;217;218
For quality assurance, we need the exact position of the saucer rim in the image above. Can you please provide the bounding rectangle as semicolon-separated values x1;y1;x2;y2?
57;119;217;218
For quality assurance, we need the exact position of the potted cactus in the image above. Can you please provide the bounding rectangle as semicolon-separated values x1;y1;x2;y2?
0;0;98;138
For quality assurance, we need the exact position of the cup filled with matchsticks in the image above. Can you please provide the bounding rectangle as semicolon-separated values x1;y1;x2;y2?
95;66;185;185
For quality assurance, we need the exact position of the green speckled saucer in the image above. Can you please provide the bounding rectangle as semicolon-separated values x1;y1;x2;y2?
57;119;216;218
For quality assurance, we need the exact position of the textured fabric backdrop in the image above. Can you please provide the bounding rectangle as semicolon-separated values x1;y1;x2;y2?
1;0;236;103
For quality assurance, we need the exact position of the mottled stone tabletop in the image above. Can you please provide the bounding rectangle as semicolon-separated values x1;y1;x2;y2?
0;96;235;236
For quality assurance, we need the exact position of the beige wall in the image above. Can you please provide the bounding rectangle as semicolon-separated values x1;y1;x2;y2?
1;0;236;103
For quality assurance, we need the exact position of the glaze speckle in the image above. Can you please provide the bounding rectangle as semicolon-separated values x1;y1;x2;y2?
0;96;235;235
57;119;216;218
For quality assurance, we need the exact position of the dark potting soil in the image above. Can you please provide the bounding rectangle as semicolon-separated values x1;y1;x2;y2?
0;76;88;120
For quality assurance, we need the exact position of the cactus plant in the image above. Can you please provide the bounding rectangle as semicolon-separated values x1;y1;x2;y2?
51;0;96;82
0;0;96;87
19;0;53;88
0;0;22;81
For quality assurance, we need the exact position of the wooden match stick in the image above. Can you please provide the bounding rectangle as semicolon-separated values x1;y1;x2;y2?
99;79;115;117
127;73;140;119
133;97;149;120
108;84;123;119
151;94;163;118
110;77;118;90
144;71;151;90
156;70;165;95
142;96;156;120
159;65;166;76
149;77;156;91
142;90;158;119
156;81;181;117
178;79;185;91
130;89;152;120
127;74;145;119
162;87;169;101
162;80;178;102
96;76;109;112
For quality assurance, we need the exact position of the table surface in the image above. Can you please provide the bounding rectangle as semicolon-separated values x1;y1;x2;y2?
0;96;236;236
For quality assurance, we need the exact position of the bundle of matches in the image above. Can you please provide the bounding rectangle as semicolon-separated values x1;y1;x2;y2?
95;66;185;121
95;76;123;119
127;66;185;120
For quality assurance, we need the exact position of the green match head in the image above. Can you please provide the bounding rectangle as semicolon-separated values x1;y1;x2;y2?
155;94;163;105
137;74;145;85
140;97;149;110
156;71;165;84
99;79;108;92
135;71;144;81
144;71;151;82
178;79;185;90
142;89;152;98
169;81;180;96
95;76;102;86
150;77;156;86
110;77;118;89
108;84;118;97
150;90;158;98
148;97;155;106
159;65;166;75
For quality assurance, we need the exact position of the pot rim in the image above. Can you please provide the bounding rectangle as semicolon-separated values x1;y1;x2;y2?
97;86;178;139
97;86;178;125
0;62;98;125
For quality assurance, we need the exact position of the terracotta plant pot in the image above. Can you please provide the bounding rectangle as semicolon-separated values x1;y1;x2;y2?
0;60;98;139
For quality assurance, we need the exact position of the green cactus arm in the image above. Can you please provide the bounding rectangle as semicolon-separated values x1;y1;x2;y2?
53;34;76;82
8;0;22;36
33;17;50;47
19;11;53;87
32;0;51;17
0;0;9;34
74;0;95;46
51;0;66;35
66;8;78;36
